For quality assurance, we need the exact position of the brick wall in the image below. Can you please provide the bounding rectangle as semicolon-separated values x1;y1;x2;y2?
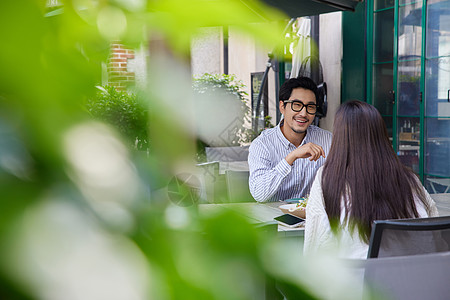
107;42;136;90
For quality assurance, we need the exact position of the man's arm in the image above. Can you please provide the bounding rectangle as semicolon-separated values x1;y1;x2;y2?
249;141;327;202
248;142;291;202
285;142;326;165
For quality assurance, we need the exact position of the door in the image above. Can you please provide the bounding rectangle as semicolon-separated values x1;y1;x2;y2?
369;0;450;193
424;0;450;193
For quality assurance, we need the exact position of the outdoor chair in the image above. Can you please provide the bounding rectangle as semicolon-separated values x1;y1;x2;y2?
367;216;450;258
225;170;254;202
364;251;450;300
196;161;228;203
205;146;249;162
339;251;450;300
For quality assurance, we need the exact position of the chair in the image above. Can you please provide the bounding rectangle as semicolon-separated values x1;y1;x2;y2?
205;146;249;162
427;178;450;193
363;251;450;300
367;216;450;258
225;170;254;202
196;161;228;203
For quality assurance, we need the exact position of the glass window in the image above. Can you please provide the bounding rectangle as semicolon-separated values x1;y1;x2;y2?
425;58;450;117
398;2;422;60
374;9;394;62
425;118;450;177
399;0;418;5
374;0;394;11
372;63;394;115
426;0;450;58
398;116;420;173
397;60;421;116
425;175;450;193
383;116;394;140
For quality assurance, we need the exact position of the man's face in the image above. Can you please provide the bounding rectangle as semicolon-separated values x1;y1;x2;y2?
279;87;316;135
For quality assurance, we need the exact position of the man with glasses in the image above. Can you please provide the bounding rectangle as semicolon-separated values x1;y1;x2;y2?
248;77;332;202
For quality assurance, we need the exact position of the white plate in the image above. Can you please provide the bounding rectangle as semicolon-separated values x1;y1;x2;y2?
279;203;306;219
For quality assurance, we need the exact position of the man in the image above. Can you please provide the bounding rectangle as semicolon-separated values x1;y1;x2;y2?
248;77;332;202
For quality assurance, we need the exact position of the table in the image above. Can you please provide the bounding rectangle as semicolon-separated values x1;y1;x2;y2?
199;193;450;236
431;193;450;216
199;201;304;238
218;161;249;174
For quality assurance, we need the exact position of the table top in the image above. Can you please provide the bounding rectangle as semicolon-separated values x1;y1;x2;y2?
199;201;304;237
199;193;450;237
431;193;450;216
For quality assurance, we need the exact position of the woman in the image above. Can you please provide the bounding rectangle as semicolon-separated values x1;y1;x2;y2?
304;100;438;258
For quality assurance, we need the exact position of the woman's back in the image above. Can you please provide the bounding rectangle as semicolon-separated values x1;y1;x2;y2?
304;101;438;258
304;167;438;259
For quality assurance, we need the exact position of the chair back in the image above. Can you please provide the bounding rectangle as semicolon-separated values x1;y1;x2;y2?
363;251;450;300
205;146;249;162
196;161;227;203
367;216;450;258
225;170;254;202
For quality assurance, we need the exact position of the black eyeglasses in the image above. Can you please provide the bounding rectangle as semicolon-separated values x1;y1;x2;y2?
284;100;318;115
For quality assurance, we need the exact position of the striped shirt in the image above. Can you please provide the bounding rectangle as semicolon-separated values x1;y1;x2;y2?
248;121;332;202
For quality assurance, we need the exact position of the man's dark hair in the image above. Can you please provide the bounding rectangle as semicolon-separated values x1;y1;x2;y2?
279;77;318;103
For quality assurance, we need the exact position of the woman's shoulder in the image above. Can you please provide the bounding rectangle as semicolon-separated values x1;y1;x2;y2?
314;166;325;182
309;167;325;204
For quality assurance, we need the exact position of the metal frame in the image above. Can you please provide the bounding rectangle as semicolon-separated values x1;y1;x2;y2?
367;216;450;258
367;0;450;186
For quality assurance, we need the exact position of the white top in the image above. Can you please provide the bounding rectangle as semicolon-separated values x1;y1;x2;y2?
304;167;439;259
248;122;332;202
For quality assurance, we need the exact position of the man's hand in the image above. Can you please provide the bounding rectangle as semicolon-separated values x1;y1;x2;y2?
285;142;326;165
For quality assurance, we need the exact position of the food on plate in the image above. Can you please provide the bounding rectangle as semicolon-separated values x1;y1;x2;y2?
289;198;307;212
279;197;308;219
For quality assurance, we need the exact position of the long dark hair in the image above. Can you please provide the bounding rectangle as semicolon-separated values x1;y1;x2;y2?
322;100;429;243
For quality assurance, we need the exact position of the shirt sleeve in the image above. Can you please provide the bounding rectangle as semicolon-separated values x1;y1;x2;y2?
423;186;439;217
303;168;335;255
248;139;292;202
413;176;439;217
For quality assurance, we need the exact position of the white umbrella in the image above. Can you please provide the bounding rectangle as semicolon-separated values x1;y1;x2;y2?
290;18;311;79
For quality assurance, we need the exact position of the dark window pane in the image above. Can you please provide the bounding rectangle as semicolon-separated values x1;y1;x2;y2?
425;118;450;177
383;115;394;140
425;175;450;194
372;63;394;115
397;60;421;116
374;0;394;11
398;116;420;173
374;9;394;62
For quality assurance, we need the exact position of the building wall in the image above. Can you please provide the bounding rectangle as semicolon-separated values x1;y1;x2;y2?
107;43;136;90
191;26;278;129
191;27;224;76
190;19;344;132
228;27;277;127
103;42;147;90
342;4;367;103
127;45;148;90
319;12;342;132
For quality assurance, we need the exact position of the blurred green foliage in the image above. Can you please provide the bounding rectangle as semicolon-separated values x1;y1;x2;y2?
193;73;251;161
242;115;276;144
0;1;365;299
193;73;249;102
86;86;149;151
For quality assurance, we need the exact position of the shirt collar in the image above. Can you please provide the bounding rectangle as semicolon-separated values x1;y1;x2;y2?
277;119;312;149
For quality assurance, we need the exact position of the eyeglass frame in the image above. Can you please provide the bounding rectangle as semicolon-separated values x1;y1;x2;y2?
283;100;318;115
